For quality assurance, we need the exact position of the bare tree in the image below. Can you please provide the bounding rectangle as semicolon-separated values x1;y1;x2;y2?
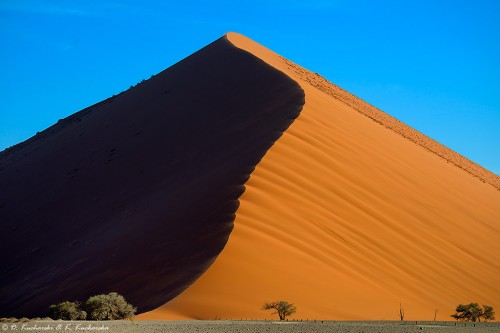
399;303;405;321
434;309;438;321
262;301;296;321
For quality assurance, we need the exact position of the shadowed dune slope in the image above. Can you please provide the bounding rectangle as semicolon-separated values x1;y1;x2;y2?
0;36;304;317
142;33;500;320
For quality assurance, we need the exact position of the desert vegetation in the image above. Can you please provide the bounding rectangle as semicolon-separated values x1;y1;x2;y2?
451;303;495;322
398;303;404;321
48;301;86;320
262;300;296;320
49;292;136;320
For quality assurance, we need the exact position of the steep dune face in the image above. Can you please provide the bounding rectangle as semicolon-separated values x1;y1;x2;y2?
142;33;500;320
0;36;304;317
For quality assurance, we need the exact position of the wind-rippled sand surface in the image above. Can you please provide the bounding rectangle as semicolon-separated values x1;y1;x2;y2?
5;320;499;333
143;33;500;320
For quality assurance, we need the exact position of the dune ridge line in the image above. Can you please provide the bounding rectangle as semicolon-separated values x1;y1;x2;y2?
226;33;499;190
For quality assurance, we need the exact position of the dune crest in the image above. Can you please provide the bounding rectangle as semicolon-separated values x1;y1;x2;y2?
226;33;499;190
140;33;500;320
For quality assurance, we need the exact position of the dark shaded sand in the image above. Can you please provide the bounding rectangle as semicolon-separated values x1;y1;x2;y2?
0;36;304;316
2;320;499;333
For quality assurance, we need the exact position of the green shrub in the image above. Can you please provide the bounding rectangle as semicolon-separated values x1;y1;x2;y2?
451;303;496;322
85;292;136;320
262;300;297;320
48;301;87;320
482;305;496;322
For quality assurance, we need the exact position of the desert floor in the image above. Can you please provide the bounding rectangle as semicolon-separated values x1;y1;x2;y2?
3;320;499;333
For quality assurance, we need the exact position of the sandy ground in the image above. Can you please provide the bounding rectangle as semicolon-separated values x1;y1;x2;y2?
2;320;499;333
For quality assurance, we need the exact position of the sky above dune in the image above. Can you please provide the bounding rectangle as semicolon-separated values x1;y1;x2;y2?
0;0;499;174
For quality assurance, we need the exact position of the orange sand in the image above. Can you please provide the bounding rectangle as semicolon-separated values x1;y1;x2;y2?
140;33;500;320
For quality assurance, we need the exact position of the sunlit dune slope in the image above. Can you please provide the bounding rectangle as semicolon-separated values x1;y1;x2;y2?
142;33;500;320
0;36;304;317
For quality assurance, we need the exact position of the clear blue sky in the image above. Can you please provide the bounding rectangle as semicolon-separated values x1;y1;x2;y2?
1;0;499;174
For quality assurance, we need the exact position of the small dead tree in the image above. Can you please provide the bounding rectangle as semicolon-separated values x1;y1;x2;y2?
434;309;438;321
399;303;405;321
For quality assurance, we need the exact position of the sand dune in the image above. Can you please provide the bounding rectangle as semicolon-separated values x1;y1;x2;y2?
140;33;500;320
2;32;498;320
0;36;303;316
